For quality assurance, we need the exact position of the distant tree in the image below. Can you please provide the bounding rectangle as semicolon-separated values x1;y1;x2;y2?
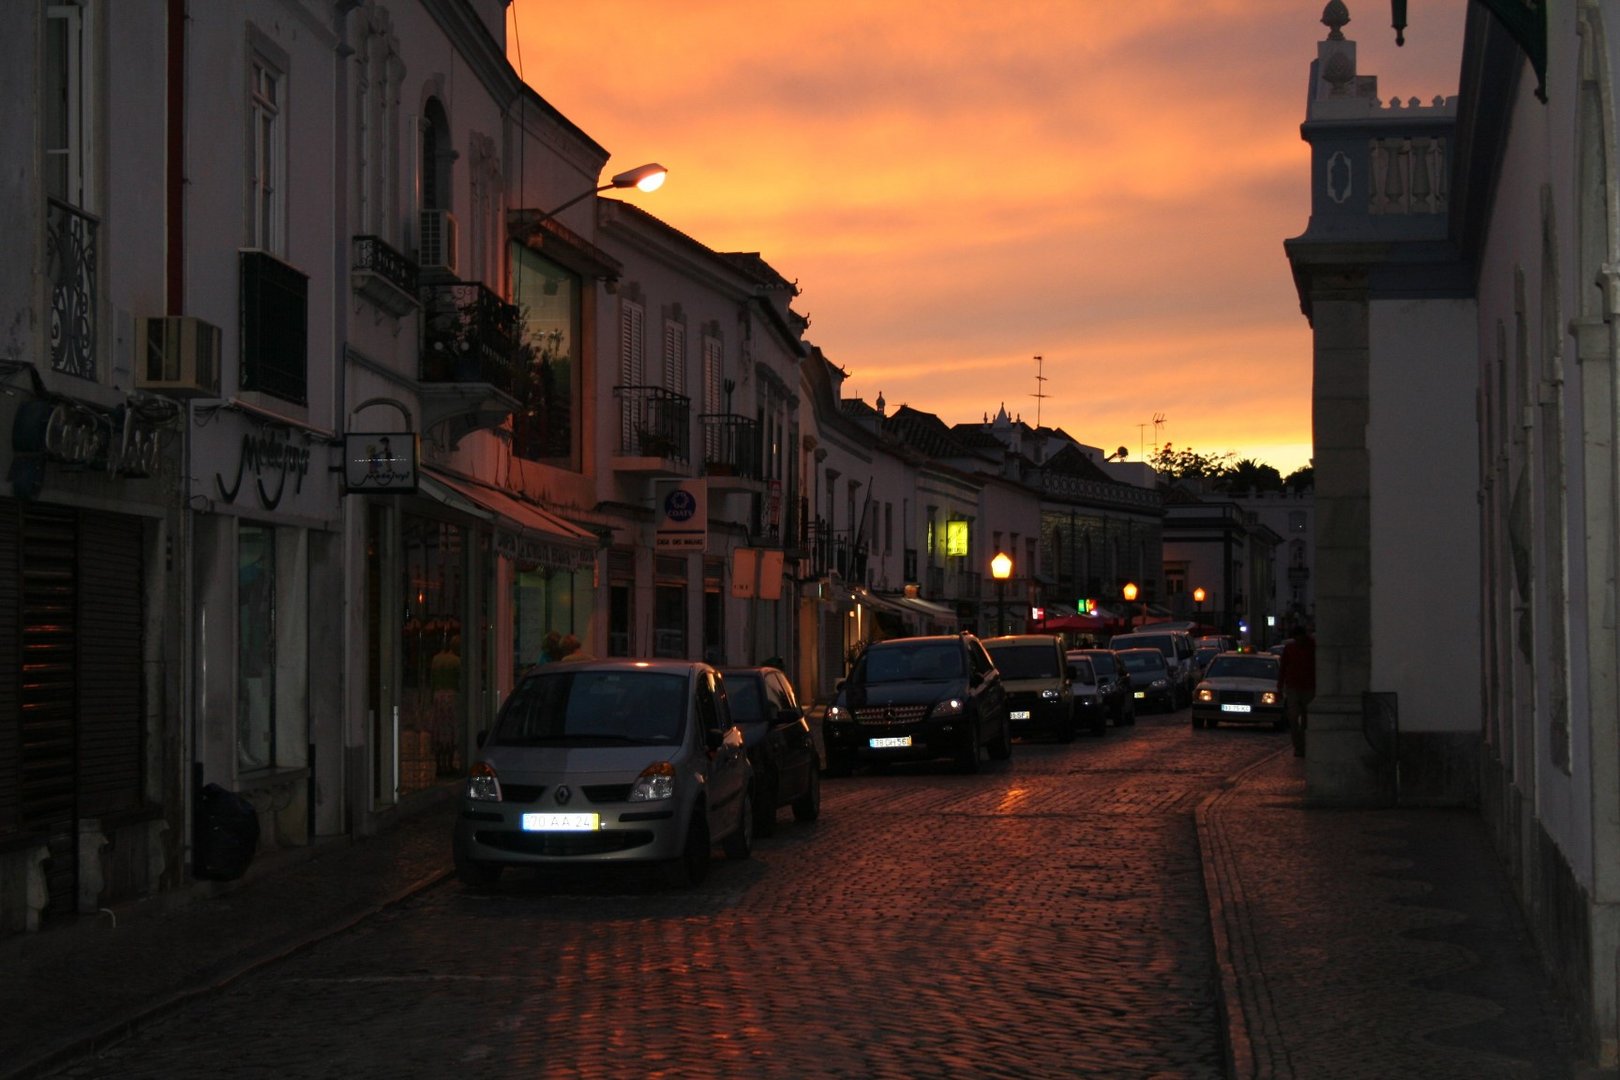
1148;443;1234;481
1284;465;1314;492
1218;459;1284;495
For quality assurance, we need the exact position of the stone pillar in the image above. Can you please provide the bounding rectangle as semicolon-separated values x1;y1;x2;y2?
1305;269;1387;804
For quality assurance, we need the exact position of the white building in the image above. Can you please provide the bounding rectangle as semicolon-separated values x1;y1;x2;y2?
1286;2;1620;1064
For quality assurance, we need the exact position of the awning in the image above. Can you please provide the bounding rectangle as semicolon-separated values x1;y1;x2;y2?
882;592;960;631
419;467;599;571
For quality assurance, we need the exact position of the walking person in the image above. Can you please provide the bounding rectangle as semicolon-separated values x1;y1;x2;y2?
1278;622;1316;757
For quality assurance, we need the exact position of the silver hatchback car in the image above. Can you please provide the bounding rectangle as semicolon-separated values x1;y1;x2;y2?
452;659;754;888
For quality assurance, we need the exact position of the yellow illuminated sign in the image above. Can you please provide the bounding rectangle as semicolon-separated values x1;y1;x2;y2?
946;520;969;557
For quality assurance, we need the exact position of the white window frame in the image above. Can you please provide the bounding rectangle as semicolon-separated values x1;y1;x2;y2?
45;2;92;208
248;37;288;254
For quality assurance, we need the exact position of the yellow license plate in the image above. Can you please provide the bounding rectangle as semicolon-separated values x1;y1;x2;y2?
521;812;600;831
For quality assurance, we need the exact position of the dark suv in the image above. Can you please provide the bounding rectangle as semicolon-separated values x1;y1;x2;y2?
824;633;1011;774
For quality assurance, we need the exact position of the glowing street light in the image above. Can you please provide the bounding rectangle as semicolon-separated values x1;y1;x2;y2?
530;162;670;223
1123;581;1139;632
1193;586;1206;622
991;552;1014;635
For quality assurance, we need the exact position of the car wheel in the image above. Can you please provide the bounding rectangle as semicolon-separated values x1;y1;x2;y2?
1090;708;1107;736
1123;705;1136;725
1058;710;1078;743
662;809;711;888
722;789;754;860
988;710;1013;761
791;766;822;823
753;773;778;838
454;853;502;890
825;751;854;778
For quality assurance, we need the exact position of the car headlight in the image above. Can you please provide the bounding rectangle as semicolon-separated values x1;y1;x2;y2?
628;761;676;802
1196;688;1214;703
1151;678;1169;689
1262;691;1279;706
826;703;849;723
465;761;501;802
930;697;965;719
1040;689;1060;701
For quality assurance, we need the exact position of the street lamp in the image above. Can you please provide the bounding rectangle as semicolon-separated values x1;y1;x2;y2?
1122;581;1138;632
515;163;669;230
991;552;1013;636
1193;587;1206;623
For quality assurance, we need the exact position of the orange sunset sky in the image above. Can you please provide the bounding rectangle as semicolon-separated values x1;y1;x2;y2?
508;1;1467;478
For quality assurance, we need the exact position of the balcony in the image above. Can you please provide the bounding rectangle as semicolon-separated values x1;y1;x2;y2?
351;235;419;317
612;384;690;475
418;280;522;447
47;198;98;380
697;412;761;492
804;520;867;583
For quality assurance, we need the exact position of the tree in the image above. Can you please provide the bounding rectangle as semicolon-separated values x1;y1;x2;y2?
1284;465;1314;492
1218;458;1284;495
1148;442;1234;481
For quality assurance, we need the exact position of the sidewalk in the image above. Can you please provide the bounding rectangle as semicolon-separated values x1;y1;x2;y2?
0;792;458;1080
0;753;1607;1079
1199;748;1604;1079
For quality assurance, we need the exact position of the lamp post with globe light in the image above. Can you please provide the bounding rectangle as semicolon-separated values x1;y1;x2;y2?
1123;581;1138;632
991;552;1013;635
1193;586;1206;624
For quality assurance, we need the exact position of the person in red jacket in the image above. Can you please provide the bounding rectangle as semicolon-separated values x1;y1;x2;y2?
1277;622;1317;757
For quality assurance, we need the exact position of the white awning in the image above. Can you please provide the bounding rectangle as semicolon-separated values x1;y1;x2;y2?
419;468;599;571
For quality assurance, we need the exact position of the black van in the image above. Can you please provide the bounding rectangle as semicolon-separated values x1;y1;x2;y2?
1107;629;1196;708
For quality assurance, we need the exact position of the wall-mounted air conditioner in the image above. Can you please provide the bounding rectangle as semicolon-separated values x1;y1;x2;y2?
134;316;222;397
419;209;458;276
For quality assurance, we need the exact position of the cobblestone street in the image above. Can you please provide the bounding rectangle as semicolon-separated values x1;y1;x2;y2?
47;712;1281;1079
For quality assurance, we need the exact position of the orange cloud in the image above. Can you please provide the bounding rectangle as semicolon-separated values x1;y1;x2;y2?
509;0;1466;479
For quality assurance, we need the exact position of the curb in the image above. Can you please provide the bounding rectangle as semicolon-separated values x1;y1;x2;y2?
1197;747;1290;1080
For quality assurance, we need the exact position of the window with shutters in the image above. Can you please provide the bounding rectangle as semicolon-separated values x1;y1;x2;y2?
662;316;686;393
618;298;644;451
45;2;92;210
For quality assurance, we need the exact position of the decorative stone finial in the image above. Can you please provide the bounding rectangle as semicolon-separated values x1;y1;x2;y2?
1322;0;1350;41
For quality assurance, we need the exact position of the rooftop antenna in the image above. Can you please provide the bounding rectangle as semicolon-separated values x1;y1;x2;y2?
1030;354;1050;428
1152;412;1166;448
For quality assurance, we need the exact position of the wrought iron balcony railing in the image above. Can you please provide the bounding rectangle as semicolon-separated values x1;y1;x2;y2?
419;281;521;396
352;235;419;315
613;384;690;462
47;198;99;380
804;520;867;581
697;413;760;479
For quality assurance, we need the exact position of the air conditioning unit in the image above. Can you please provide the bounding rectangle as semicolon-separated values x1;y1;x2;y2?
134;316;222;397
419;209;458;276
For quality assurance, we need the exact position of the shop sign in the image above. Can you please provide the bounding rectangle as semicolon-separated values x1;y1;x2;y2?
215;427;312;510
7;397;165;499
342;431;418;493
655;478;707;551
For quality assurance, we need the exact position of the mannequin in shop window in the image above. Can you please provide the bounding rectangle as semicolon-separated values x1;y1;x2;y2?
430;634;462;774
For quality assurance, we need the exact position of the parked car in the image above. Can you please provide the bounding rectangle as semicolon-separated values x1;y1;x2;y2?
1192;652;1285;730
1066;653;1108;735
1069;648;1135;726
824;633;1011;774
720;666;822;836
1109;629;1196;708
1193;645;1221;679
1196;634;1238;654
452;659;754;889
983;634;1078;741
1116;647;1177;714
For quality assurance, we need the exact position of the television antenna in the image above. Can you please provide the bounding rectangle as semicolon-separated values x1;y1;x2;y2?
1030;359;1056;433
1152;413;1167;446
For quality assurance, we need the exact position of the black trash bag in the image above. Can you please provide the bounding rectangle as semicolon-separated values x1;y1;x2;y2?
194;783;260;881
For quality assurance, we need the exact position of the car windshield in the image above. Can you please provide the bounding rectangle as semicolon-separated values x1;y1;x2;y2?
1205;656;1280;681
724;675;766;723
1080;652;1117;677
1070;657;1096;684
859;643;964;683
489;670;687;746
1116;635;1174;659
986;644;1060;679
1119;651;1165;673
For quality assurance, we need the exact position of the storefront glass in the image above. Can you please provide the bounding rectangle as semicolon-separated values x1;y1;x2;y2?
400;514;465;792
513;566;577;673
238;524;276;771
